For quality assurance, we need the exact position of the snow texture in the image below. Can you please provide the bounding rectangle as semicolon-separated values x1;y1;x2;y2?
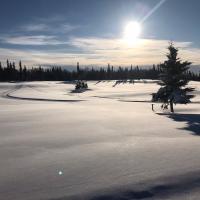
0;80;200;200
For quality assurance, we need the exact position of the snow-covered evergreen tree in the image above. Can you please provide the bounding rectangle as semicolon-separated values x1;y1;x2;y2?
152;43;195;112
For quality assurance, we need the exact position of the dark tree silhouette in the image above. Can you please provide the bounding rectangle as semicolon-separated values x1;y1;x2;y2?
23;66;27;81
77;62;80;73
152;43;195;112
19;61;22;81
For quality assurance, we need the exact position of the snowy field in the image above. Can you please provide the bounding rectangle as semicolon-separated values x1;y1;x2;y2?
0;80;200;200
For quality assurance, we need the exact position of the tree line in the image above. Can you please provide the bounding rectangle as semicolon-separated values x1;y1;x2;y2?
0;59;199;82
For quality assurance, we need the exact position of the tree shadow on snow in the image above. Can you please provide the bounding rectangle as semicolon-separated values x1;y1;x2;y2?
89;191;154;200
158;113;200;136
70;88;92;93
89;171;200;200
51;170;200;200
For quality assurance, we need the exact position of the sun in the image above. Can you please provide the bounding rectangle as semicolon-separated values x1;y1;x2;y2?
123;21;141;45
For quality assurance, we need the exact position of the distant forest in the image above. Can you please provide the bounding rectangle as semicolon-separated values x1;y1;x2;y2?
0;60;200;82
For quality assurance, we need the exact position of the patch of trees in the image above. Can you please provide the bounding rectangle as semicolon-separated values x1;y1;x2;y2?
75;81;88;90
0;59;199;82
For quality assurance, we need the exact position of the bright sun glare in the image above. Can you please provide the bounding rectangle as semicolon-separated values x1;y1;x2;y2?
123;21;141;45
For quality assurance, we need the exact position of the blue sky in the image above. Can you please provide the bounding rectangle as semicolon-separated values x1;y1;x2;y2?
0;0;200;67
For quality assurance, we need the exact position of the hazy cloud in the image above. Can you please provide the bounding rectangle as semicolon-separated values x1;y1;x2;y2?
21;21;80;34
68;37;195;65
0;35;66;46
22;24;49;32
0;36;199;67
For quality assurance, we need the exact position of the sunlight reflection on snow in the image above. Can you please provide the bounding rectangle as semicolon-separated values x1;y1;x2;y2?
58;171;63;175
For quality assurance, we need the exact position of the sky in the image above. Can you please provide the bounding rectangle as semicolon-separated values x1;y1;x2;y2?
0;0;200;68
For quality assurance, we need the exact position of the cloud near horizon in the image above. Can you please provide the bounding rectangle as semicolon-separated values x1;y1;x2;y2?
21;22;79;34
0;35;66;46
0;35;200;68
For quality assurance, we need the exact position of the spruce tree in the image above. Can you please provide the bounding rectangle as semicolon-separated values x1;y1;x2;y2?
152;43;194;112
23;66;27;81
6;59;9;68
19;61;22;81
77;62;80;73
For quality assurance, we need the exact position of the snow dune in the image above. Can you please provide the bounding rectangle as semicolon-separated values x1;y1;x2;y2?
0;81;199;200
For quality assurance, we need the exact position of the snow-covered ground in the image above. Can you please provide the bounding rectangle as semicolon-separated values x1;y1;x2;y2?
0;80;200;200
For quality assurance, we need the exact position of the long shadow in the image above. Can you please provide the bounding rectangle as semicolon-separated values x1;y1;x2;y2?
158;113;200;136
59;81;76;84
95;81;102;85
89;171;200;200
70;88;92;93
1;84;84;102
6;93;84;102
89;191;154;200
112;80;134;87
51;170;200;200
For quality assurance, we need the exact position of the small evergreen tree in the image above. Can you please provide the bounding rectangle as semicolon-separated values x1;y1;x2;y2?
23;66;27;81
6;59;9;68
19;60;22;81
152;43;194;112
77;62;80;73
